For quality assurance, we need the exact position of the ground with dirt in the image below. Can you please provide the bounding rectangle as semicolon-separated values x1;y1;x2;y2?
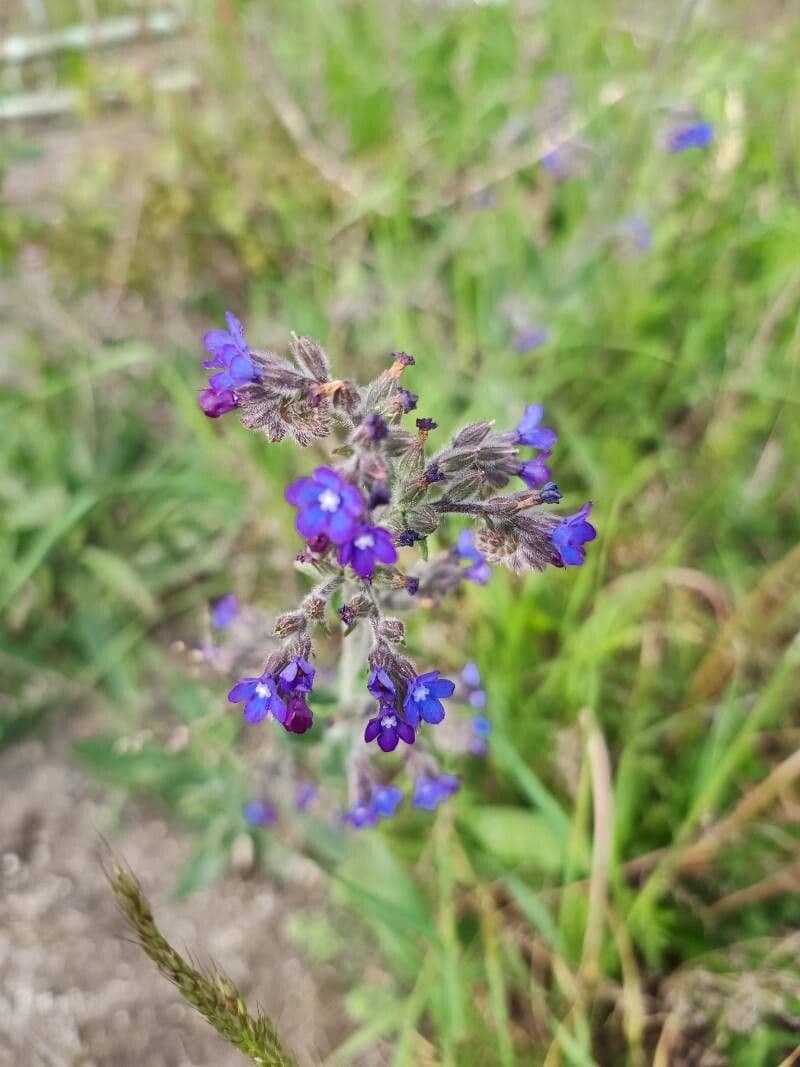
0;727;352;1067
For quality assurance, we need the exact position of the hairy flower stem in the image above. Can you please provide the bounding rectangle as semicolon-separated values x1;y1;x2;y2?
109;860;298;1067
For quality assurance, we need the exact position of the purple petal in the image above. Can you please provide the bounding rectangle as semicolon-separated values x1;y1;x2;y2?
429;678;455;698
285;478;321;507
296;506;327;539
228;678;259;703
396;721;416;745
327;506;360;545
364;718;381;742
378;727;398;752
372;529;399;565
243;697;269;724
421;699;445;725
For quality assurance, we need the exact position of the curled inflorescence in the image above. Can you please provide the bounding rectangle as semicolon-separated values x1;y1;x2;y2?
197;313;596;826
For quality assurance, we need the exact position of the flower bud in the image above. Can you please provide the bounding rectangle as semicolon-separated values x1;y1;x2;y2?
274;611;306;637
380;617;406;644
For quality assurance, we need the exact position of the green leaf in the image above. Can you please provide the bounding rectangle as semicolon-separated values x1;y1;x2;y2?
462;806;575;874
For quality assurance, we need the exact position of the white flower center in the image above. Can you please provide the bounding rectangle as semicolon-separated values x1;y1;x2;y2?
255;683;270;698
355;533;375;550
412;685;429;703
318;489;341;513
380;714;397;729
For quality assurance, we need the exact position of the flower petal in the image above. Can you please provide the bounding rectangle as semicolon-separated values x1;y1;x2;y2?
228;678;259;703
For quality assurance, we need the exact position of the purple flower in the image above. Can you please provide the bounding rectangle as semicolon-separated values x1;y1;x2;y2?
228;673;286;725
455;529;491;585
512;325;549;354
461;661;481;689
198;387;238;418
202;311;260;392
295;782;318;811
369;483;391;508
518;453;552;488
403;671;456;727
516;404;557;451
244;800;278;827
396;529;423;547
284;693;314;734
211;593;240;629
338;524;398;579
469;689;487;709
371;785;404;818
285;467;365;545
364;707;416;752
367;669;396;704
362;412;388;441
550;501;596;567
667;121;714;153
278;657;315;694
412;774;460;811
423;462;445;484
397;387;418;413
416;417;438;432
619;214;652;253
472;715;492;738
406;577;420;596
539;481;562;504
343;803;378;829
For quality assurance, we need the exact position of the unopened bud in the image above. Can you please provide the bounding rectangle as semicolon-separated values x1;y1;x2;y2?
274;611;306;637
380;617;406;644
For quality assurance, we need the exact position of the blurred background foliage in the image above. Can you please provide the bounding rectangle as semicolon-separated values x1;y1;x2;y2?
2;0;800;1063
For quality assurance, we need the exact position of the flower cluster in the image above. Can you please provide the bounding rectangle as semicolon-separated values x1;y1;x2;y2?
196;313;596;823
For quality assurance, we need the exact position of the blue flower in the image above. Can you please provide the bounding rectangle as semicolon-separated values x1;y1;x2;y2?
202;311;260;391
367;669;396;703
295;782;318;812
539;481;562;504
198;386;238;418
461;661;481;689
412;774;460;811
343;785;404;829
518;453;552;488
455;529;491;585
371;786;404;819
243;800;277;827
338;524;398;579
364;707;416;752
512;325;549;354
472;715;492;738
228;673;286;725
550;501;596;567
285;466;365;545
278;657;315;694
516;404;557;451
396;387;418;413
667;121;713;153
343;803;378;829
403;671;456;727
211;593;240;629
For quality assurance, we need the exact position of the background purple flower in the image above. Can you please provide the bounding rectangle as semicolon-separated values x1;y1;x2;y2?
412;774;460;811
228;673;286;725
516;404;557;451
667;120;714;153
403;671;455;727
550;501;596;566
285;467;365;544
512;325;549;353
455;529;491;585
371;786;404;819
243;800;278;827
210;593;240;629
343;803;378;829
338;525;398;579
